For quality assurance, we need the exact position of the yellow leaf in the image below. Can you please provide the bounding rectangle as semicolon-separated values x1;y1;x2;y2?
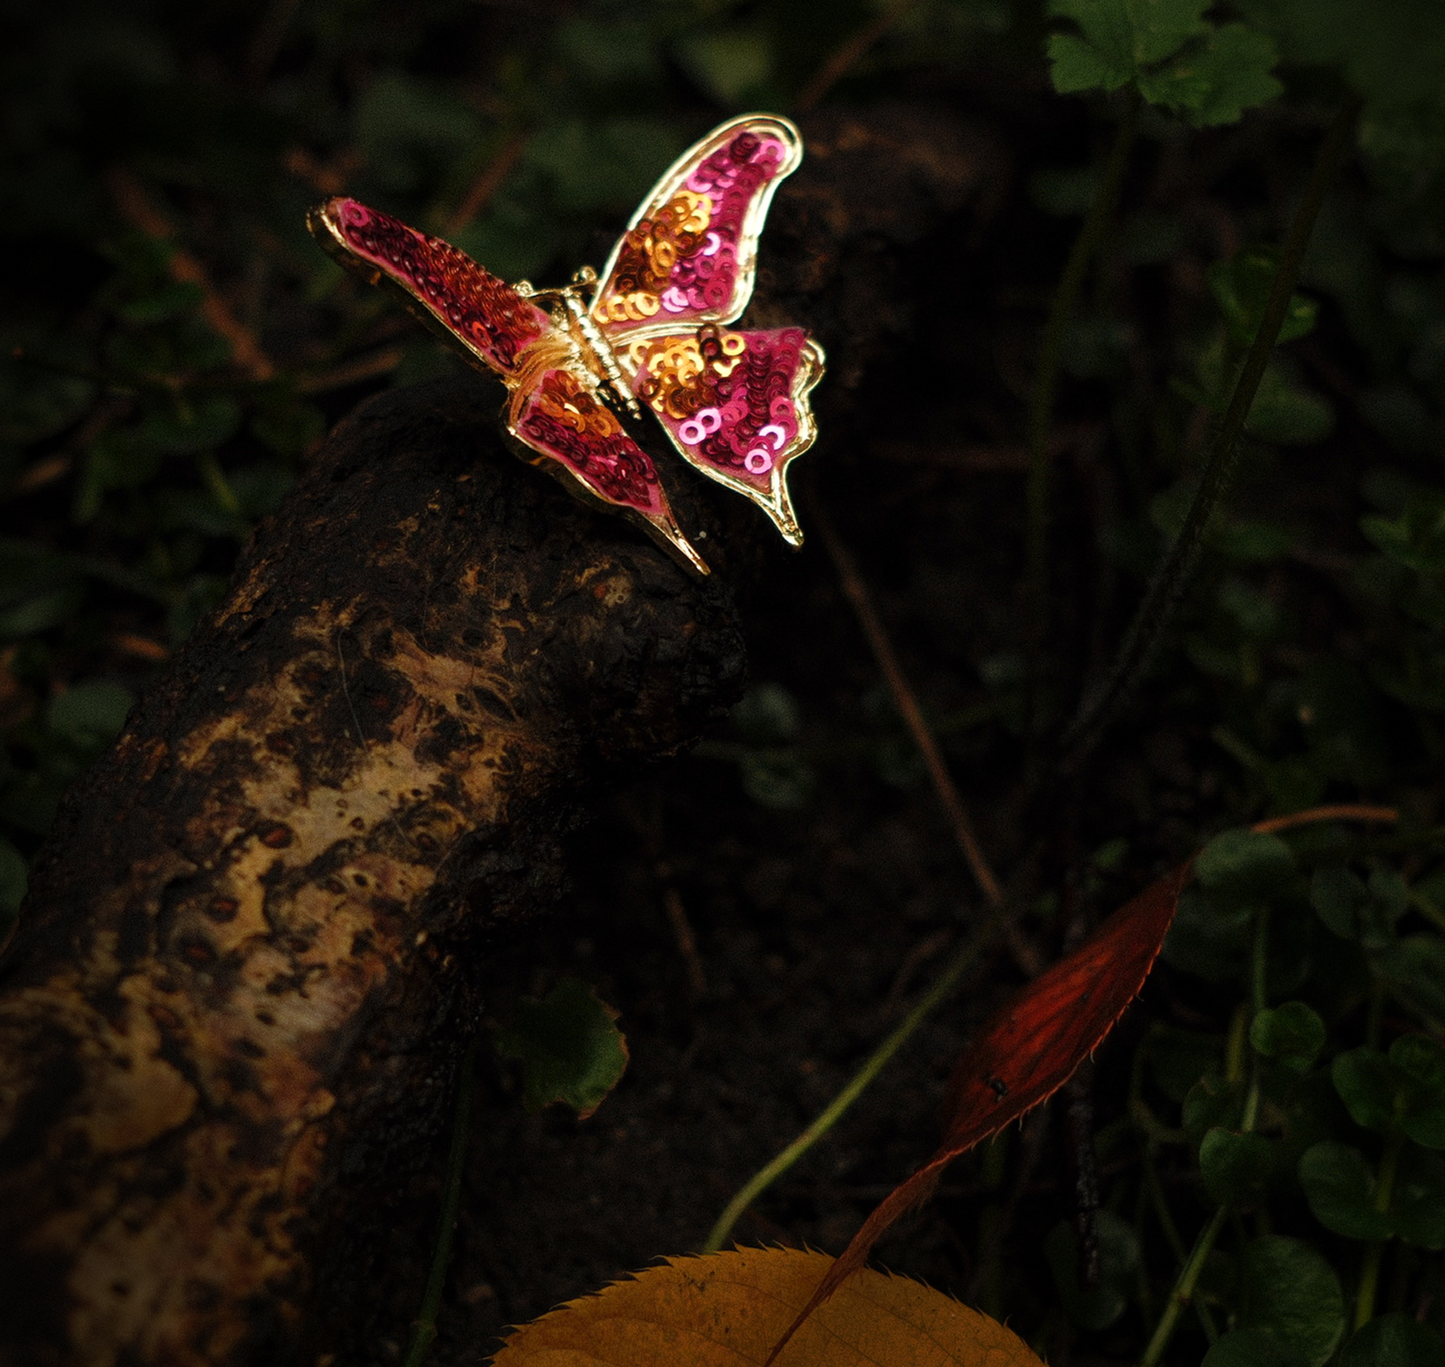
489;1246;1045;1367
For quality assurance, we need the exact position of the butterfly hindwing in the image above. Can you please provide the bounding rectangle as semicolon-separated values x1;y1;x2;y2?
509;366;705;573
621;325;823;544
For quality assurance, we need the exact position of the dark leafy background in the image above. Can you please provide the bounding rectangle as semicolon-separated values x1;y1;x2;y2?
4;1;1445;1364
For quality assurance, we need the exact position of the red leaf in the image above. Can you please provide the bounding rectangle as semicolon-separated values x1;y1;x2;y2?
762;862;1192;1365
763;803;1399;1366
938;864;1190;1150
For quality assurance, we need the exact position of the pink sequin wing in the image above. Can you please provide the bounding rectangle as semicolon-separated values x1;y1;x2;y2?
590;115;802;334
508;367;705;573
622;325;824;544
309;197;551;377
310;198;706;572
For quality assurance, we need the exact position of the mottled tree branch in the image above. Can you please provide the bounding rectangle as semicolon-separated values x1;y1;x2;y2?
0;379;744;1367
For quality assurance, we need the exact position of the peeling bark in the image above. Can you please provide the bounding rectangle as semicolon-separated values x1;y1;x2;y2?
0;378;744;1367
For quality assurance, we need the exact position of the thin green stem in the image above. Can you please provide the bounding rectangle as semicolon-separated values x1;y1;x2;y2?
1142;906;1271;1367
973;1131;1011;1317
1354;1128;1404;1330
1354;1244;1384;1333
1224;1002;1250;1085
1241;909;1270;1132
1140;1151;1217;1343
1025;91;1139;727
1143;1153;1187;1263
1407;888;1445;934
1063;95;1362;770
403;1042;478;1367
197;451;242;516
1139;1206;1228;1367
702;911;1006;1253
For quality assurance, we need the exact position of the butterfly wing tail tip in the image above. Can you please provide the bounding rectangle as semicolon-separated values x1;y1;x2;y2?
766;499;805;547
641;511;712;576
671;536;712;576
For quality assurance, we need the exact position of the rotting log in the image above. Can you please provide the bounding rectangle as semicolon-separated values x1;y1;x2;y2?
0;377;745;1367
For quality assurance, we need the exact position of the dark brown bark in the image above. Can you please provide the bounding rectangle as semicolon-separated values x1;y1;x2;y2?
0;378;745;1367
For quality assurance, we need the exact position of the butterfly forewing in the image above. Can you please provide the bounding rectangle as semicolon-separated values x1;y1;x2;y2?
590;115;803;334
589;115;823;543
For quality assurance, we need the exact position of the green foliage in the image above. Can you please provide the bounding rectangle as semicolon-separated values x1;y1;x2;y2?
1299;1141;1397;1241
1209;247;1319;350
492;978;630;1119
1337;1314;1445;1367
1044;1209;1140;1329
1303;1141;1445;1249
1238;1235;1347;1366
675;26;778;107
1153;813;1445;1351
1204;1327;1311;1367
1331;1038;1445;1149
1234;0;1445;189
710;681;818;811
1251;1002;1327;1072
1047;0;1282;126
1196;828;1297;895
1200;1126;1276;1205
46;680;134;749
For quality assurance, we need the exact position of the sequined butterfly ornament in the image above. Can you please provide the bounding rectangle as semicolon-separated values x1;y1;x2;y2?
308;114;823;574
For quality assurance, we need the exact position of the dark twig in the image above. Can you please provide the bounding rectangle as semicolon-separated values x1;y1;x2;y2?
794;0;916;113
661;884;708;997
810;499;1004;910
1025;92;1139;732
1062;95;1362;770
298;347;405;395
108;169;276;382
445;132;530;236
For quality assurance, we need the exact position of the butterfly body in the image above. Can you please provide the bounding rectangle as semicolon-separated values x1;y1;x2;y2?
528;268;646;420
309;114;822;574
